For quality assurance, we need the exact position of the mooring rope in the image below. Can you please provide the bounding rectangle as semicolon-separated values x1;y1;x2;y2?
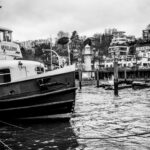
0;120;150;141
0;120;50;135
0;120;24;130
77;131;150;139
0;139;13;150
0;120;68;137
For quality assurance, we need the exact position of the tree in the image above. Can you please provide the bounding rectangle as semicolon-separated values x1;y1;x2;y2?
71;31;79;41
128;45;136;55
99;33;112;56
34;44;43;58
83;38;92;46
34;43;50;58
70;31;79;49
20;46;27;59
57;37;69;45
92;34;102;51
57;31;69;39
56;31;70;56
70;31;85;63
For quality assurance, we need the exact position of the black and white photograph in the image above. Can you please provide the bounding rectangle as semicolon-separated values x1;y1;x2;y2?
0;0;150;149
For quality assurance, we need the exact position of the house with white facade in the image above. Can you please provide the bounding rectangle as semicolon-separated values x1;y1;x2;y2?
100;30;150;69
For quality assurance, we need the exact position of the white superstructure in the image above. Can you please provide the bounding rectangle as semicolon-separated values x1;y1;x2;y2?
0;27;22;60
0;27;45;84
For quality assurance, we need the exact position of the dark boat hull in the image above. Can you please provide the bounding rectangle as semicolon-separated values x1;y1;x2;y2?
132;81;150;90
0;70;76;120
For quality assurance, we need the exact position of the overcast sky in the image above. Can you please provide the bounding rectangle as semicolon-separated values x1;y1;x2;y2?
0;0;150;41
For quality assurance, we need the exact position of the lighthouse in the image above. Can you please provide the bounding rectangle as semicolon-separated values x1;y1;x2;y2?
83;44;92;71
82;44;93;79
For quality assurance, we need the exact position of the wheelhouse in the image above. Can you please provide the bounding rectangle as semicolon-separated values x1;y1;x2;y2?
0;68;11;83
0;27;22;60
0;27;12;42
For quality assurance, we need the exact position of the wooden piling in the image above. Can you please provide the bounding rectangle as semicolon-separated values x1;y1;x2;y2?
124;67;127;82
79;69;82;89
96;69;99;87
114;58;118;96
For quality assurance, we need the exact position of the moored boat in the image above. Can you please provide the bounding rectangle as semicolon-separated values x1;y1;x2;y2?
132;80;150;90
0;27;77;120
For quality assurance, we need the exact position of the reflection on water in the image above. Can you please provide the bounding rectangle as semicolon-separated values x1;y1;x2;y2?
72;86;150;150
1;86;150;149
0;121;78;150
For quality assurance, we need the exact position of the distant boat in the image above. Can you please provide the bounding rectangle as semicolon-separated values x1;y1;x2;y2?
99;75;114;90
132;80;150;90
0;27;77;120
100;75;131;90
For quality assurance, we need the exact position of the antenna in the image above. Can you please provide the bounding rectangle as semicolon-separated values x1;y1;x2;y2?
0;0;2;8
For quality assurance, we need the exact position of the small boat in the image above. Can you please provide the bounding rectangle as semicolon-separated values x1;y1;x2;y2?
132;80;150;90
0;27;76;120
100;76;132;90
99;76;114;90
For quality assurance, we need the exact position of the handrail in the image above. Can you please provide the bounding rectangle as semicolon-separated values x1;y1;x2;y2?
42;49;61;69
0;73;10;76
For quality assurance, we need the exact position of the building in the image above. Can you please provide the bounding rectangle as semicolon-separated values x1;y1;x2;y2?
143;24;150;40
101;31;146;69
108;31;130;58
20;39;50;49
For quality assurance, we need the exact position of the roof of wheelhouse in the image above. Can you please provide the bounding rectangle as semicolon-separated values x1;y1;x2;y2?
0;27;12;32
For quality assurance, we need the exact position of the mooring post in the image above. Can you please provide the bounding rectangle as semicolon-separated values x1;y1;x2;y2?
124;67;127;82
124;56;127;83
79;69;82;89
114;58;118;96
96;69;99;87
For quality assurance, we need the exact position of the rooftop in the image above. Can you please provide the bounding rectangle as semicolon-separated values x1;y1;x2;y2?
0;27;12;32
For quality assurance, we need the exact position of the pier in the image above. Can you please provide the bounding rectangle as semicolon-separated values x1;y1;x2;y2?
97;68;150;83
75;68;150;90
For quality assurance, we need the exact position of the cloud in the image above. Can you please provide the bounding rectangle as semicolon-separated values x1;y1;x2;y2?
0;0;150;40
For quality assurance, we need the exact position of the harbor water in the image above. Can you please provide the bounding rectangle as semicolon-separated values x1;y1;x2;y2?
1;86;150;149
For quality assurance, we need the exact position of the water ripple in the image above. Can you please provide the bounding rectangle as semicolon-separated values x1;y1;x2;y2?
71;86;150;150
0;86;150;149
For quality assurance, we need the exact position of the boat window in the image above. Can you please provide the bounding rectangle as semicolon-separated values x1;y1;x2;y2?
120;52;126;55
35;66;44;74
0;69;11;83
120;47;127;51
0;30;12;42
0;32;3;41
143;63;148;67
